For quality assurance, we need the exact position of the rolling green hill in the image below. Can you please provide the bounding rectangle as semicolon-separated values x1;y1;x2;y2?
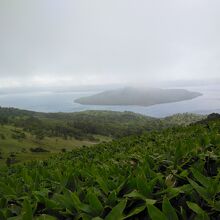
0;114;219;219
0;107;205;140
0;107;205;166
0;124;108;165
163;113;207;126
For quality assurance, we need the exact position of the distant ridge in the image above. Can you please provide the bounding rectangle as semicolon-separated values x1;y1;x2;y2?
195;113;220;125
75;87;202;106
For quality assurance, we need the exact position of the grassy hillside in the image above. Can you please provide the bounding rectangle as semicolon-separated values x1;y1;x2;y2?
0;107;163;139
0;107;205;166
0;124;109;165
0;107;205;140
0;115;219;219
163;113;206;126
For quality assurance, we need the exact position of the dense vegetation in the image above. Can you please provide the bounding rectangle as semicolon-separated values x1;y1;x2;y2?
75;87;202;106
0;106;205;165
162;113;206;126
0;114;219;219
0;107;205;140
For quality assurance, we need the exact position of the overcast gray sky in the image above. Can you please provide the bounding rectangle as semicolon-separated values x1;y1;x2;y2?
0;0;220;89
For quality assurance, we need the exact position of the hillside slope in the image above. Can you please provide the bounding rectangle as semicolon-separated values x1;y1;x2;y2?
0;115;219;219
0;107;205;165
0;107;205;139
0;124;106;165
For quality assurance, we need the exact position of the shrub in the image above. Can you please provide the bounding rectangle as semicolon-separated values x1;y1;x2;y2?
30;147;49;153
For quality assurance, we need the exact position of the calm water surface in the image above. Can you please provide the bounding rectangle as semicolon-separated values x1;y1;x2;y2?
0;85;219;117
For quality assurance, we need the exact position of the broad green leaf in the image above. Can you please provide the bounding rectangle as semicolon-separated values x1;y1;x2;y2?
136;175;150;196
44;198;59;209
179;170;189;178
105;199;127;220
162;197;178;220
53;193;74;211
70;192;82;210
107;191;118;206
191;168;210;188
124;190;146;200
145;199;157;205
70;191;91;214
124;204;146;219
0;182;16;196
174;142;183;167
124;190;156;206
22;199;33;220
147;204;168;220
87;190;103;216
21;168;33;187
188;178;210;201
36;214;57;220
186;201;204;214
40;197;58;209
186;202;210;220
96;176;109;195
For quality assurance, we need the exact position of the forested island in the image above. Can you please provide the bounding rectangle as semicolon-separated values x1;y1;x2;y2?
75;87;202;106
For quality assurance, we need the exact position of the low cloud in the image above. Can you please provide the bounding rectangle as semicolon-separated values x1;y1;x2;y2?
0;0;220;88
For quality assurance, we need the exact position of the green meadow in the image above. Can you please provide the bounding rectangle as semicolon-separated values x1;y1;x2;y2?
0;124;110;165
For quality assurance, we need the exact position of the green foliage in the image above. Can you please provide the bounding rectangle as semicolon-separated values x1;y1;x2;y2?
163;113;205;126
147;204;168;220
105;199;127;220
0;107;206;140
162;197;178;220
0;113;219;219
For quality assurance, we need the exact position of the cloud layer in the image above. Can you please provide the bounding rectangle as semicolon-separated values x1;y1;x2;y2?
0;0;220;88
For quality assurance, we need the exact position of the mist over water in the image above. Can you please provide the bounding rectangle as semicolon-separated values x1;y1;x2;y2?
0;84;219;117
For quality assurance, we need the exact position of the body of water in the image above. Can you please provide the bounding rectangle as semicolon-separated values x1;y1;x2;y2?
0;85;219;117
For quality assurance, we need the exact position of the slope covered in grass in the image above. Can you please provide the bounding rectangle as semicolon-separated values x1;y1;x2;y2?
0;116;219;219
0;107;205;166
0;107;205;140
0;124;107;165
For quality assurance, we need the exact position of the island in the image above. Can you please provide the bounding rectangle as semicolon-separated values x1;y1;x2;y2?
75;87;202;106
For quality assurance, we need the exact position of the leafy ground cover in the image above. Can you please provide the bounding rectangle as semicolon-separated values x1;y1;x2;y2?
0;118;219;219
